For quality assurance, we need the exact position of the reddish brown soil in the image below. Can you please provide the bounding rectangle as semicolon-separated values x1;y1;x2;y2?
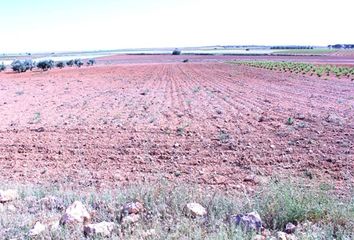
0;55;353;191
98;54;354;66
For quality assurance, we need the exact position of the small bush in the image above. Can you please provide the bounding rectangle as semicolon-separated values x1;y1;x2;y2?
172;48;181;55
55;61;65;69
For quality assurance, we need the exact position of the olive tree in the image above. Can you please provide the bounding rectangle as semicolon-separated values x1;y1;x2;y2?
11;59;34;73
0;63;5;72
87;59;96;66
55;61;65;69
74;59;83;68
37;60;54;71
66;59;74;67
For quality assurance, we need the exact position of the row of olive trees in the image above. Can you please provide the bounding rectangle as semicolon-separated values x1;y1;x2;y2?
0;58;96;73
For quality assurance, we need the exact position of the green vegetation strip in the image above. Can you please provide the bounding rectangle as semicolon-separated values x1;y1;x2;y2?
273;49;337;55
231;61;354;80
1;180;353;239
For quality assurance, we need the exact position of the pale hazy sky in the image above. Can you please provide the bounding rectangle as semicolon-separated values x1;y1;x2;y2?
0;0;353;53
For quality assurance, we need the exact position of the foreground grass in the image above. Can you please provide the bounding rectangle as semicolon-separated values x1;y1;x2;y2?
0;180;353;239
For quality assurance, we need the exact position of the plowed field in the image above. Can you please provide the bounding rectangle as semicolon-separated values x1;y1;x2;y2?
0;56;353;190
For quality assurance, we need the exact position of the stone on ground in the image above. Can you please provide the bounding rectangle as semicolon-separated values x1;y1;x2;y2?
230;211;262;231
60;201;91;225
0;189;19;203
183;202;207;217
142;229;157;237
122;214;140;224
285;222;296;234
84;221;116;237
29;222;46;236
120;201;144;216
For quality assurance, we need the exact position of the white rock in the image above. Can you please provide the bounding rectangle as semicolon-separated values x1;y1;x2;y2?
29;222;46;236
142;229;157;237
252;235;265;240
84;221;116;237
276;231;287;240
60;201;91;225
120;201;144;215
184;202;207;217
7;204;17;212
49;220;60;231
0;189;19;203
287;235;298;240
285;222;296;234
0;204;5;213
231;211;262;231
122;214;140;224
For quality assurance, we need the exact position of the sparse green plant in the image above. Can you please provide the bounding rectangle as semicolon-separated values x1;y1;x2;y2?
30;112;41;124
251;180;354;236
231;61;354;80
287;117;294;125
192;86;201;93
176;123;189;136
218;129;231;143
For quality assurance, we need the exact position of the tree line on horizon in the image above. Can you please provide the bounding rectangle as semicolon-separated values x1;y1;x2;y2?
0;59;96;73
328;44;354;49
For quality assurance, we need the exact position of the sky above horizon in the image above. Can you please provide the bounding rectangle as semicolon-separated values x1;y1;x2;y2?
0;0;353;53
